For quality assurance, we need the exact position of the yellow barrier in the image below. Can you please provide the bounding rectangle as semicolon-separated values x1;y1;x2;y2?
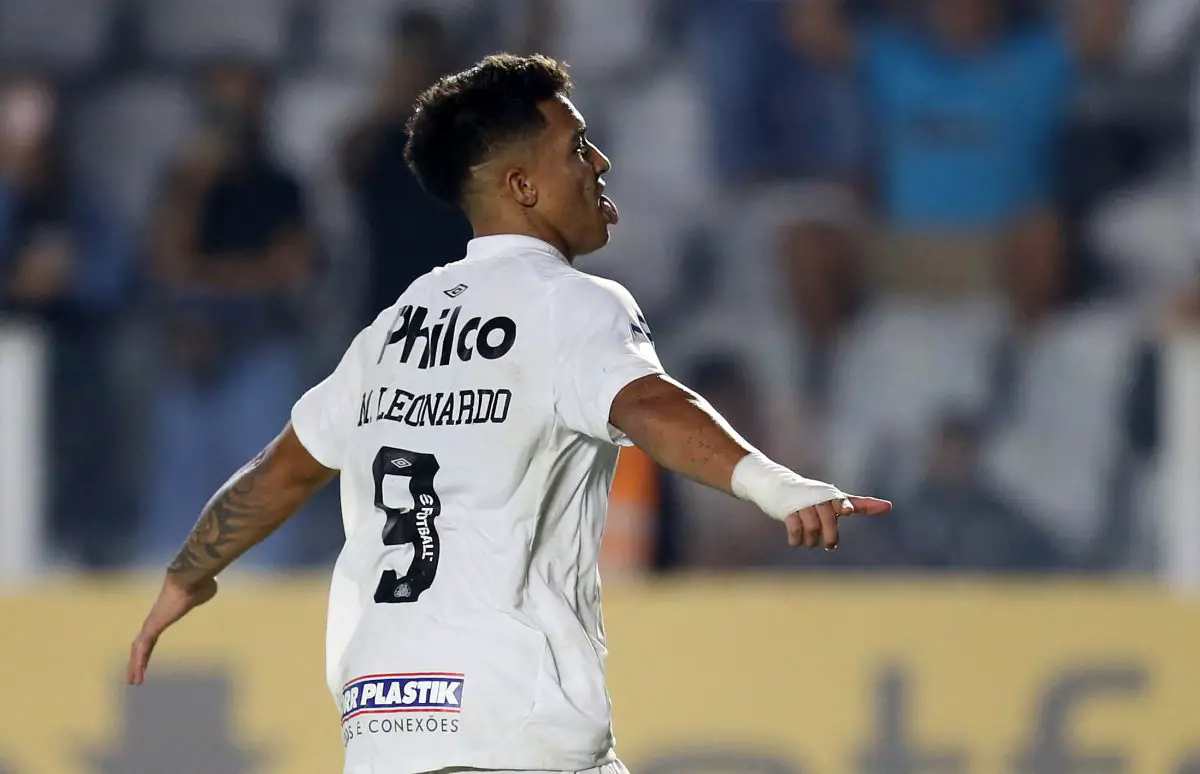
1;578;1198;774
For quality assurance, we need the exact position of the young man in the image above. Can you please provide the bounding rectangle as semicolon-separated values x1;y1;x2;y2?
127;54;892;774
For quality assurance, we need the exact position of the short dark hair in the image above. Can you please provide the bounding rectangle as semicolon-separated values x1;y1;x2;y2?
404;54;572;208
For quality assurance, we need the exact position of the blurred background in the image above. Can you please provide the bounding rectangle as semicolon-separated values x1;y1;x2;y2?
2;0;1200;772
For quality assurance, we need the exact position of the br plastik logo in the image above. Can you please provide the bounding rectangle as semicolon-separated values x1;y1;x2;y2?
341;673;464;721
341;673;464;744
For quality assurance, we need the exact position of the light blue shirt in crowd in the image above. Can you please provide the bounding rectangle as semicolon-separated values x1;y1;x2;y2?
863;24;1075;229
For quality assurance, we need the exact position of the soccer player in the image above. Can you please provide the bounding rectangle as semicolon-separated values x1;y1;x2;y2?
127;54;892;774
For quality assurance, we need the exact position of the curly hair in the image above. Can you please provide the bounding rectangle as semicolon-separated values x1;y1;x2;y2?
404;54;572;208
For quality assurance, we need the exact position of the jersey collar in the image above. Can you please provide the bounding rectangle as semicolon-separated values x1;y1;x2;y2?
463;234;568;264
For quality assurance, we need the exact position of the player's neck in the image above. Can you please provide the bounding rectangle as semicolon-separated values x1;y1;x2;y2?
469;218;575;263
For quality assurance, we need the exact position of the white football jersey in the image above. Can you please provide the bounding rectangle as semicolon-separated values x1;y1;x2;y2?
291;235;663;774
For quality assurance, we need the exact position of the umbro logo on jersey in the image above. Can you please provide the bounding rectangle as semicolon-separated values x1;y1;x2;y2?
384;304;517;369
443;283;468;298
391;458;411;470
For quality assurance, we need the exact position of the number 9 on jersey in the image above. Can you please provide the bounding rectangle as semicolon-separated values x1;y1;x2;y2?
371;447;443;604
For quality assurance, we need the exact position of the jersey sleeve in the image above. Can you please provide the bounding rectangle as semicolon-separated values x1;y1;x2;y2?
291;328;368;470
550;277;665;445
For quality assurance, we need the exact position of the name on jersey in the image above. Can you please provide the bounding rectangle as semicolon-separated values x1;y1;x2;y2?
341;673;465;722
383;304;516;369
359;387;512;428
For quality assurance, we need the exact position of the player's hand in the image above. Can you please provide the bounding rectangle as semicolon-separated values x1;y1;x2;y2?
126;576;218;685
784;495;892;550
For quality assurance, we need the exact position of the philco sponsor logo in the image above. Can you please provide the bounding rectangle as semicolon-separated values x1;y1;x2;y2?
384;305;516;369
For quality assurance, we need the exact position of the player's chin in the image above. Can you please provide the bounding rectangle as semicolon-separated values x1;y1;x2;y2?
589;222;612;252
573;220;612;256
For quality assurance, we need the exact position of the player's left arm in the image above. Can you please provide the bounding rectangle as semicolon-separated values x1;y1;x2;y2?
130;326;364;685
127;423;335;685
168;423;334;587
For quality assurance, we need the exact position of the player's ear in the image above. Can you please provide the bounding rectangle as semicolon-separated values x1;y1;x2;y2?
505;166;538;208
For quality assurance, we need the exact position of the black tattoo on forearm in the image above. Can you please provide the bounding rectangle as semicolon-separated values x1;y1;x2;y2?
167;448;275;585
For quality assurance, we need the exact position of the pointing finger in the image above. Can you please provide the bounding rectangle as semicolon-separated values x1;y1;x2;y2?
846;496;892;516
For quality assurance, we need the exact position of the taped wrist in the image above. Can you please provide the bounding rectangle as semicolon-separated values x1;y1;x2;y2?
731;451;846;522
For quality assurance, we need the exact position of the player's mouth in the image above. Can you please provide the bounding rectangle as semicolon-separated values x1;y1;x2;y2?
598;183;619;225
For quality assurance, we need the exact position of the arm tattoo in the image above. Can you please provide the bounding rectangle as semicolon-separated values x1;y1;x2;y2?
167;448;275;586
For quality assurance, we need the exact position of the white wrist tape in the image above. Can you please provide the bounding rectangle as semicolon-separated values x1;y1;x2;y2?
731;451;847;522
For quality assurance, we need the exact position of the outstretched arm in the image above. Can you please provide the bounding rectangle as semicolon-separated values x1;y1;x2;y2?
128;424;335;684
165;423;334;588
610;373;890;549
610;374;751;493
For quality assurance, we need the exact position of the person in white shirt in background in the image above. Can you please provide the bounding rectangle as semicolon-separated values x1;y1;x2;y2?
126;54;892;774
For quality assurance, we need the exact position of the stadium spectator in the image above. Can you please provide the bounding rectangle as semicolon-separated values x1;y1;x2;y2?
767;203;880;490
0;73;133;567
976;207;1137;569
689;0;868;188
141;58;314;567
893;412;1063;571
982;208;1081;432
340;9;472;326
791;0;1125;296
776;215;867;415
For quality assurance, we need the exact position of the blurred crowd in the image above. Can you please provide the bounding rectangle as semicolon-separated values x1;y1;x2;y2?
0;0;1197;575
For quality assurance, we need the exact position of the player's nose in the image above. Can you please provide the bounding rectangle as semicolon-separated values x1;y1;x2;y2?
592;144;611;175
